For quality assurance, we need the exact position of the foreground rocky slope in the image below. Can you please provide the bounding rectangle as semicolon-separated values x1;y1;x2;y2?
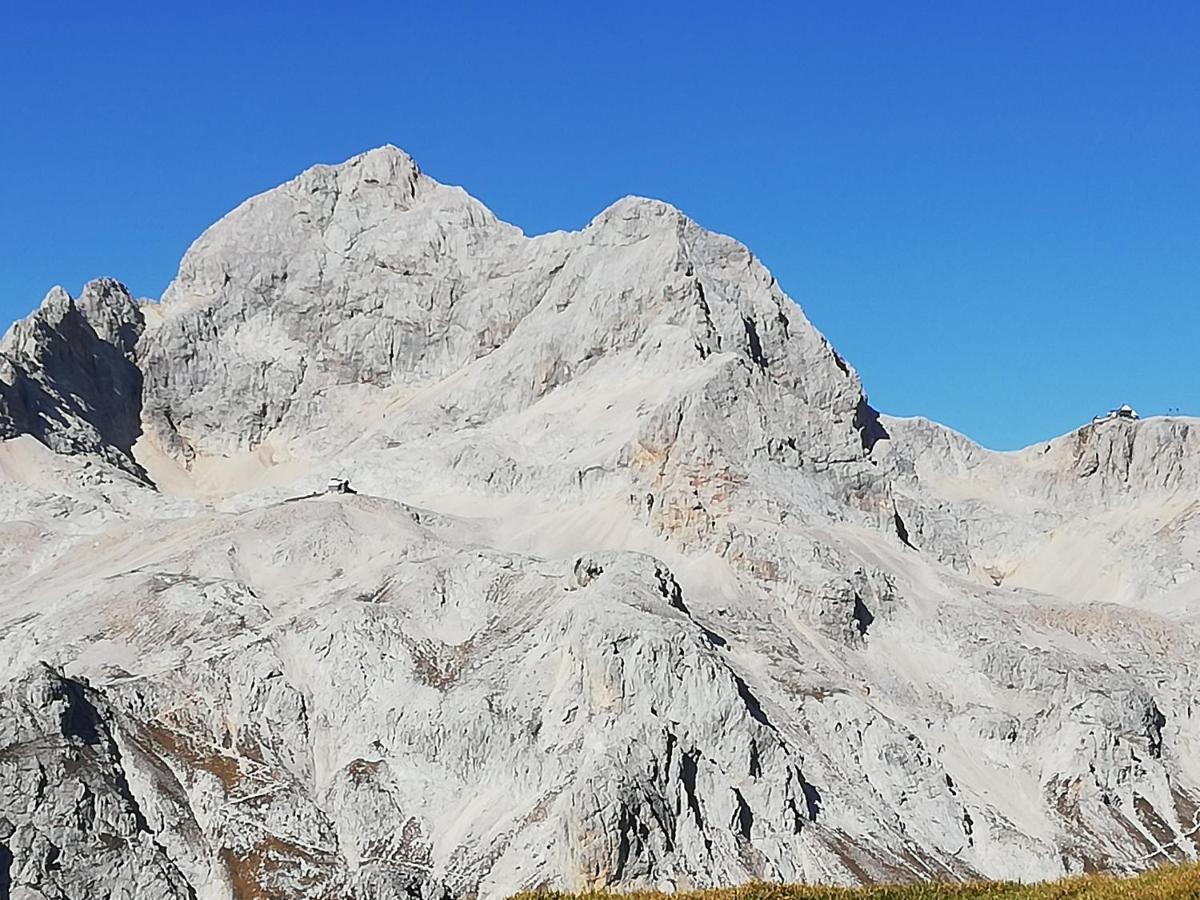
1;147;1197;899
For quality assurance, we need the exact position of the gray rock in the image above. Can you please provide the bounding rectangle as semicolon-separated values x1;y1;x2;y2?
0;665;194;899
0;146;1197;898
0;278;145;477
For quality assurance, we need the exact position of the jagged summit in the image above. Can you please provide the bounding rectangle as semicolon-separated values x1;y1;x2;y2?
587;194;691;229
0;277;144;474
346;141;420;170
121;147;873;483
293;143;424;200
1;149;1198;899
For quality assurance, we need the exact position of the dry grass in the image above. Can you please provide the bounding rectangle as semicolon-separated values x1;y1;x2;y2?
513;864;1200;900
140;721;242;790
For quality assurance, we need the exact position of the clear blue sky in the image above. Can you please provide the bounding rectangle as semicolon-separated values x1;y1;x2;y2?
3;2;1197;449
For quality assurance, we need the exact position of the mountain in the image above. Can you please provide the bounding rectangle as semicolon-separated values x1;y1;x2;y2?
1;146;1197;900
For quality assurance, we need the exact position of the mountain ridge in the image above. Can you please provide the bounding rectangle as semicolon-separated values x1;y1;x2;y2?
0;147;1197;900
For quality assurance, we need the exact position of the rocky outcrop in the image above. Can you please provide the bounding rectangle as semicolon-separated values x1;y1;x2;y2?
0;278;145;477
0;147;1198;899
879;415;1200;606
0;665;195;899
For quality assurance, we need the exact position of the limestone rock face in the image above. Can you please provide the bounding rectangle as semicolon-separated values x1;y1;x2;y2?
0;665;195;900
1;147;1198;899
0;279;145;476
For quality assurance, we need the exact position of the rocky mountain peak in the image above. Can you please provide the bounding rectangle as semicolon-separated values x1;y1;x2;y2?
120;148;873;480
1;148;1198;899
344;143;421;184
285;143;425;210
0;278;144;472
587;195;689;238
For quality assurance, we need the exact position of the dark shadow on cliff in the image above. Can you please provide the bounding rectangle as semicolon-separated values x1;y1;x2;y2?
0;840;12;899
0;291;148;480
854;398;889;453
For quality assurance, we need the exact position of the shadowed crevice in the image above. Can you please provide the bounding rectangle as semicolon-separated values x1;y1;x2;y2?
0;841;13;898
854;397;889;453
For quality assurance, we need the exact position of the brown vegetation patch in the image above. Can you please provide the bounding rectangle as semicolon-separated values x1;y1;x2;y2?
1114;808;1162;859
1134;795;1185;861
512;862;1200;899
140;722;241;791
220;835;338;900
1171;789;1200;853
